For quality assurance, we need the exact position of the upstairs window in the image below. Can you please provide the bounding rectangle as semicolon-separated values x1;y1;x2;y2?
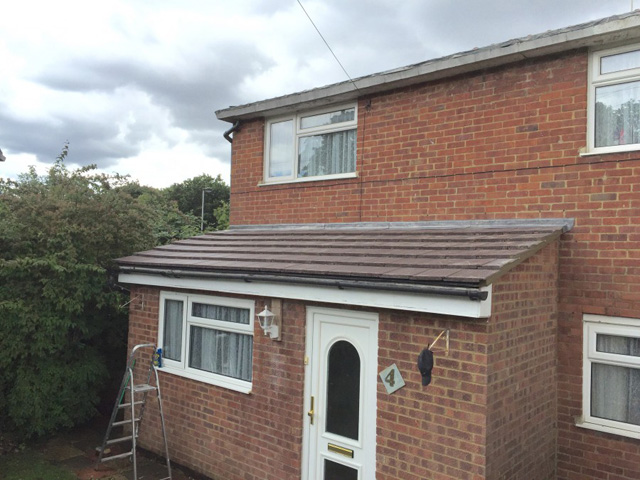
580;314;640;439
589;45;640;153
264;104;357;183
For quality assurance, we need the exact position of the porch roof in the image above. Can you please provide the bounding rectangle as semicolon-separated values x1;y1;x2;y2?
117;219;572;296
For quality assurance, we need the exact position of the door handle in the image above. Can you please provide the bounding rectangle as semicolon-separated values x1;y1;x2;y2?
308;396;314;425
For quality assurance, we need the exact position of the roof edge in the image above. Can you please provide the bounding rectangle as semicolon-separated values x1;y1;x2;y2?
117;267;489;300
216;11;640;122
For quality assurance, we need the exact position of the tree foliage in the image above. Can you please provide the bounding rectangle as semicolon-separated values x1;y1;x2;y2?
163;173;230;231
0;156;201;437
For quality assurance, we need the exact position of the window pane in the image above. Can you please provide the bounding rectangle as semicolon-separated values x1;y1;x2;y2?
269;120;294;177
189;326;253;381
192;302;250;325
298;129;356;177
594;81;640;147
326;340;360;440
324;459;358;480
591;363;640;425
163;299;183;361
601;49;640;74
300;108;355;129
596;334;640;357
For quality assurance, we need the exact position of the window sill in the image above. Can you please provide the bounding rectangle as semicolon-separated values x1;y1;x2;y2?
157;365;252;394
580;145;640;156
259;171;358;186
575;416;640;440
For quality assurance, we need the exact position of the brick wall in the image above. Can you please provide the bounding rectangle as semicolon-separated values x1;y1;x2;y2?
376;309;489;479
485;241;558;480
228;48;640;479
127;287;307;480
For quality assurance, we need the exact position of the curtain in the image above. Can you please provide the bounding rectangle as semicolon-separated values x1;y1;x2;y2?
189;301;252;381
298;129;356;177
595;81;640;147
591;334;640;425
189;327;253;381
163;299;183;361
192;303;250;324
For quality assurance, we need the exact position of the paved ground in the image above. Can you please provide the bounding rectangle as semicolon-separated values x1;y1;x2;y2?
40;417;195;480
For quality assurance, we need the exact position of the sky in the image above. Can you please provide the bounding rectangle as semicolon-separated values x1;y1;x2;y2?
0;0;635;188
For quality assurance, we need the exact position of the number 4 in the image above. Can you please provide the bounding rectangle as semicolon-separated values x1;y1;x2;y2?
384;368;395;387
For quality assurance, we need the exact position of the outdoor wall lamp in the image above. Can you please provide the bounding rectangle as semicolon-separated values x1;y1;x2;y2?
256;300;282;341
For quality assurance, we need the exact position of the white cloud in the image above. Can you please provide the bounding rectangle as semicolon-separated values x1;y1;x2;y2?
0;0;634;188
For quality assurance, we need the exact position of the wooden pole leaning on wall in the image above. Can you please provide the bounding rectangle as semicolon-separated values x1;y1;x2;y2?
429;329;450;355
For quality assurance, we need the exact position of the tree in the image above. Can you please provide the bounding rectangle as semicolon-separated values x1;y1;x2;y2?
164;174;230;231
117;182;201;243
0;158;178;437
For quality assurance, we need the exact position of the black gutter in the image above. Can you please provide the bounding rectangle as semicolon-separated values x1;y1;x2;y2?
117;266;489;301
223;120;241;143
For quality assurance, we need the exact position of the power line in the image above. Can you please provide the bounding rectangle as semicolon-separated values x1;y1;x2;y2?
296;0;360;91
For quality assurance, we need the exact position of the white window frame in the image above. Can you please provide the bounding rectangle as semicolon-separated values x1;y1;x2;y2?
157;291;255;394
263;103;358;184
587;44;640;154
578;314;640;439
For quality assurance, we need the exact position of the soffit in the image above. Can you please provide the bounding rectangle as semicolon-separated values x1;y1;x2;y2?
117;219;572;290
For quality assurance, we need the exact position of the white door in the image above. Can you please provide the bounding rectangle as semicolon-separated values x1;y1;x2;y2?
302;307;378;480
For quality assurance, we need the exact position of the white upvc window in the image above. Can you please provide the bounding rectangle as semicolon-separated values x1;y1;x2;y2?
264;104;357;183
588;44;640;154
158;292;254;393
579;314;640;439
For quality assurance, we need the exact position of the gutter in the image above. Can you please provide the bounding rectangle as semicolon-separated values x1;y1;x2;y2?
118;266;489;301
223;120;241;143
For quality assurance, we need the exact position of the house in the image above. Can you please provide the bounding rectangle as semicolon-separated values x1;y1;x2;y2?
117;11;640;480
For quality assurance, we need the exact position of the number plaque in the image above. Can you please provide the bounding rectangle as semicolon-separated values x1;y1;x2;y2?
379;363;405;394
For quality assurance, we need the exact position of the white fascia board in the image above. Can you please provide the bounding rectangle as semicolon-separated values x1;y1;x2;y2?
119;273;492;319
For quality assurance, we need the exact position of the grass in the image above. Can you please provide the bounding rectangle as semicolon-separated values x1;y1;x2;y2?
0;450;76;480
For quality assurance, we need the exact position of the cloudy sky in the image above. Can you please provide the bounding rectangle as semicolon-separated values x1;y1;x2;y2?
0;0;634;188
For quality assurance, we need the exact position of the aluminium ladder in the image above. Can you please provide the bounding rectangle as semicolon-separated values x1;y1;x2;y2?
97;343;172;480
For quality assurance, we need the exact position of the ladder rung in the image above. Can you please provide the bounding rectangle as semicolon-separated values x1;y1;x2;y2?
112;418;140;427
100;451;133;462
118;401;144;408
132;384;157;393
106;435;133;445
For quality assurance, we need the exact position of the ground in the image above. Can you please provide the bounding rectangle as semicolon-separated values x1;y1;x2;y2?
0;416;200;480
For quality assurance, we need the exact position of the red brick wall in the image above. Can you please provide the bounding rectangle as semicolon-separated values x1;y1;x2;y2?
375;309;489;479
485;242;558;480
127;287;307;480
228;48;640;479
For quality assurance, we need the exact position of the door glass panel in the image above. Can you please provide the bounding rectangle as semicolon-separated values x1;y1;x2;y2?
324;459;358;480
325;340;360;440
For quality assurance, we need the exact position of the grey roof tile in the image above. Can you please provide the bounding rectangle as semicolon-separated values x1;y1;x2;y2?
118;220;570;289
